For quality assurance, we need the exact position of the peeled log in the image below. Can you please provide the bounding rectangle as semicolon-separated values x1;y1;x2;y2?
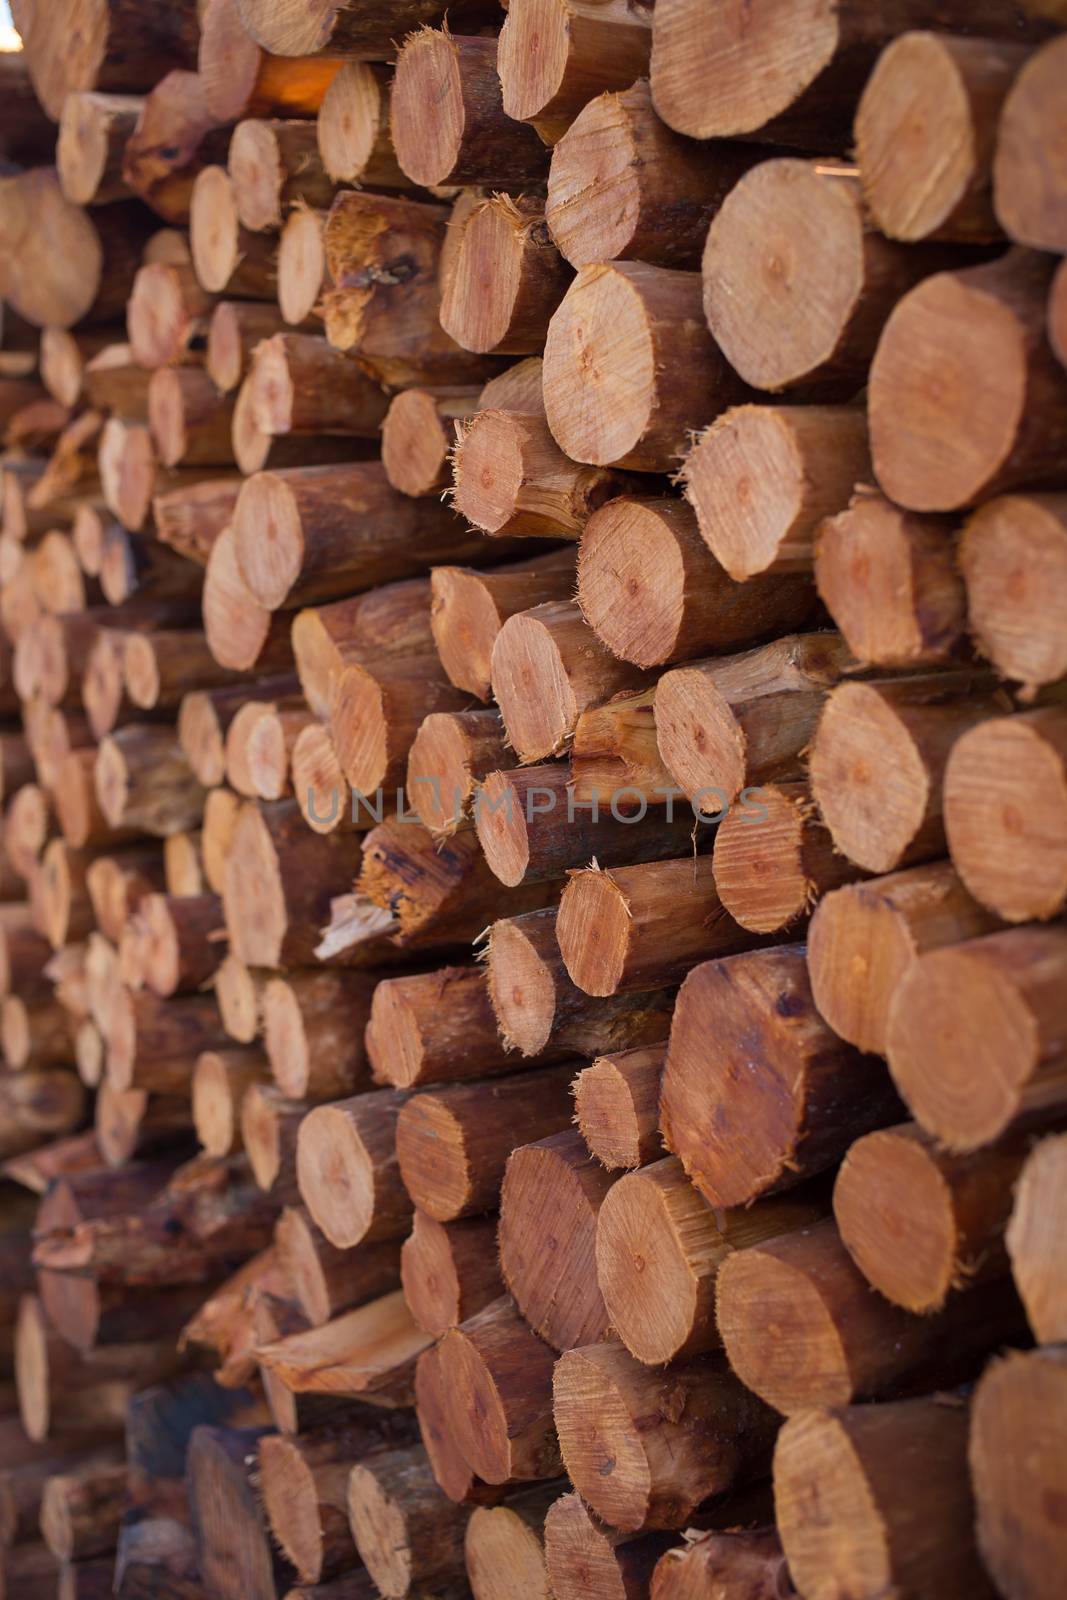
498;0;652;144
807;860;1005;1057
959;492;1067;689
661;946;900;1209
429;550;576;703
573;1046;665;1172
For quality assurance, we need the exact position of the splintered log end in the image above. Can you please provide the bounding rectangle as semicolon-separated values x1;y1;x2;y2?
574;1047;665;1172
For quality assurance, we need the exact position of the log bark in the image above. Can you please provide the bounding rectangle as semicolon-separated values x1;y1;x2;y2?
775;1395;994;1600
94;1081;191;1168
498;0;653;143
262;970;375;1101
13;0;199;118
199;0;343;123
276;1204;400;1327
105;988;229;1094
316;63;405;189
554;1343;777;1533
292;577;434;722
441;195;572;356
544;1492;672;1600
148;367;237;468
0;906;52;998
347;1444;470;1598
136;891;225;998
869;249;1067;510
82;343;152;419
366;964;513;1091
192;1047;271;1157
400;1212;501;1337
38;1462;128;1561
544;261;748;471
296;1088;412;1249
711;780;860;935
396;1065;580;1222
0;1069;87;1160
407;709;509;836
153;477;241;567
249;337;385;446
453;408;633;537
430;550;576;702
40;328;121;409
661;946;901;1209
959;491;1067;689
332;654;469;795
1;993;74;1069
574;1045;665;1172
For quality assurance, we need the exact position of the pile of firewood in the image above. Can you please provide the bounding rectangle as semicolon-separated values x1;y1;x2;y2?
0;0;1066;1596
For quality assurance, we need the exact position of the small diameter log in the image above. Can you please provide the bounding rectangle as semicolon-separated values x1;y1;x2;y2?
574;1046;665;1172
241;1084;305;1196
436;1295;563;1484
222;798;362;968
148;367;236;469
995;35;1067;252
82;343;152;419
0;1070;87;1162
94;1083;191;1169
704;160;955;397
682;405;871;580
465;1488;559;1600
214;952;263;1045
165;831;206;898
836;1121;1037;1316
189;167;278;299
332;654;469;795
292;578;434;722
263;971;375;1101
233;461;494;611
208;303;290;394
317;62;405;188
661;946;901;1209
193;1047;271;1157
869;249;1067;511
441;195;572;356
86;850;167;945
808;674;1005;874
187;1425;278;1600
137;892;225;998
396;1065;580;1222
242;700;317;802
498;0;653;143
487;907;674;1060
39;1462;128;1561
229;119;335;234
154;477;241;567
180;676;298;788
400;1212;501;1336
95;726;206;838
126;261;216;370
557;856;759;997
291;723;351;836
40;838;98;950
490;601;648;762
543;261;748;472
105;989;229;1094
253;1287;431;1410
277;1205;401;1327
0;906;53;997
887;924;1067;1150
39;328;117;409
4;784;53;880
296;1089;411;1249
347;1444;470;1598
548;79;762;270
277;207;329;327
960;492;1067;689
1007;1132;1067;1343
716;1218;1025;1415
499;1130;618;1350
578;496;818;669
430;549;576;702
407;709;509;837
815;492;964;668
647;0;1042;145
775;1396;994;1600
382;386;479;498
712;781;859;935
98;418;156;533
366;965;514;1091
870;39;1031;246
57;91;142;205
249;332;387;440
596;1156;824;1365
652;1531;794;1600
202;525;294;675
199;0;343;123
392;31;548;189
655;631;855;813
475;764;698;888
1;994;73;1070
808;861;1005;1057
555;1343;777;1533
544;1492;672;1600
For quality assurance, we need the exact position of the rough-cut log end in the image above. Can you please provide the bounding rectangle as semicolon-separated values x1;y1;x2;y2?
489;614;578;761
382;388;459;499
278;208;327;326
960;494;1067;689
15;1294;52;1442
574;1047;664;1171
295;1103;379;1249
190;166;245;295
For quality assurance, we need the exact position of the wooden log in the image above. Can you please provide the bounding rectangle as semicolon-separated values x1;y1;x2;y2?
544;1492;671;1600
808;861;1005;1056
95;725;206;838
229;118;334;234
136;891;225;998
290;723;352;836
332;655;468;796
222;798;362;968
232;0;497;58
1;991;73;1069
94;1082;191;1169
498;0;652;143
262;970;374;1101
652;1531;794;1600
296;1088;411;1249
960;492;1067;689
100;529;205;611
317;63;405;188
381;386;479;499
208;303;290;394
407;709;509;837
400;1212;500;1337
995;35;1067;251
465;1488;560;1600
193;1047;270;1157
85;850;166;946
97;417;157;533
436;1296;562;1484
38;837;98;949
126;261;216;369
547;78;761;269
555;1343;777;1533
203;525;295;674
414;1341;489;1505
574;1046;665;1173
40;328;120;410
396;1065;580;1222
1007;1131;1067;1342
543;261;747;471
323;191;497;387
715;1217;1025;1415
809;673;1005;873
38;1462;128;1562
1051;255;1067;372
0;905;52;998
122;71;230;226
250;335;387;443
430;550;576;702
148;368;236;469
4;783;52;881
277;1205;400;1327
970;1346;1067;1600
105;988;229;1094
887;923;1067;1149
240;1083;305;1197
292;577;433;722
83;343;152;419
347;1444;470;1598
869;249;1067;511
568;685;677;810
837;1120;1038;1316
233;461;497;611
253;1288;431;1409
179;676;298;789
240;699;316;802
187;1425;279;1600
153;477;241;567
441;195;572;357
597;1156;825;1364
366;965;512;1092
662;946;901;1209
648;0;1043;145
277;207;329;327
199;0;343;123
189;167;278;299
711;780;859;935
13;0;199;118
775;1395;994;1600
0;1069;87;1160
213;951;263;1045
114;1516;208;1600
164;830;206;898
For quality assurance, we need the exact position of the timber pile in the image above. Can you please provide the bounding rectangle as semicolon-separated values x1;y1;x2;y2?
0;1;1064;1598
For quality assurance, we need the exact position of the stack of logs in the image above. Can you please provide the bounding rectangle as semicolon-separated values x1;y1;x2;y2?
0;0;1066;1597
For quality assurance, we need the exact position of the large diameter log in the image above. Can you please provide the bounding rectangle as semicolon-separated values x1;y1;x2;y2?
858;33;1027;245
555;1343;777;1533
944;708;1067;923
263;970;375;1100
960;492;1067;689
430;550;576;702
544;1492;672;1600
441;196;572;357
886;924;1067;1150
347;1445;469;1598
775;1396;995;1600
296;1089;411;1249
711;781;860;935
13;0;199;119
396;1066;580;1222
994;35;1067;251
970;1347;1067;1600
807;861;1005;1057
1007;1132;1067;1342
498;0;652;143
596;1157;825;1365
436;1296;562;1484
869;249;1067;511
648;0;1043;145
400;1212;500;1337
574;1046;665;1172
661;946;901;1209
836;1121;1038;1316
815;492;964;668
809;674;1005;873
543;261;748;471
499;1130;618;1350
199;0;342;123
1;173;151;330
